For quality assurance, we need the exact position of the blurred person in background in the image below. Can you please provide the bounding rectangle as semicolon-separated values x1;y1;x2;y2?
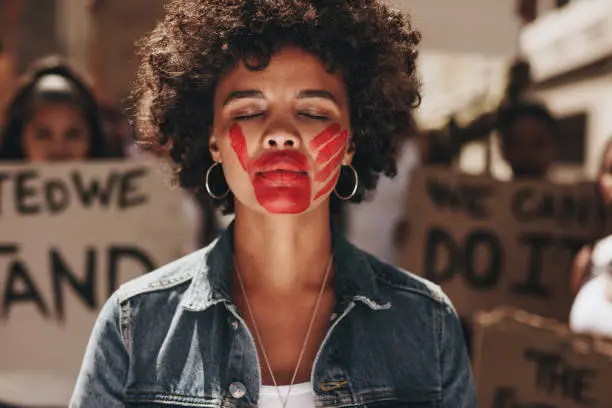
0;57;110;408
570;209;612;338
496;101;557;179
570;237;612;338
71;0;475;406
570;138;612;296
570;264;612;338
420;101;558;181
0;57;109;161
421;59;535;171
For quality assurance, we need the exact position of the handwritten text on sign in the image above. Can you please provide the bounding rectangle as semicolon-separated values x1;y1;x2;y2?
0;165;156;320
0;161;188;382
400;168;601;321
474;309;612;408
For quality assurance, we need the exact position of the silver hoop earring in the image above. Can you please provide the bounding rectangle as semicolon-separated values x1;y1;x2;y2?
205;161;229;199
334;164;358;200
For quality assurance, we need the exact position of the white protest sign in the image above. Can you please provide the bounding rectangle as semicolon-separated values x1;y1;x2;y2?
399;167;600;321
0;160;191;406
474;308;612;408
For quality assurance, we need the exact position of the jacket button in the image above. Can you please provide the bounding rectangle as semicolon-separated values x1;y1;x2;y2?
229;382;247;399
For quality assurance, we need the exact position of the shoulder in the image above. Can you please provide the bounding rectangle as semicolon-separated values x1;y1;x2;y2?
361;250;456;314
570;274;606;331
573;245;593;268
114;244;210;304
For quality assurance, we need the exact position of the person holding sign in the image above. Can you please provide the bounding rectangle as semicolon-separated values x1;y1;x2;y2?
71;1;476;407
570;235;612;338
571;138;612;295
0;57;109;162
570;138;612;338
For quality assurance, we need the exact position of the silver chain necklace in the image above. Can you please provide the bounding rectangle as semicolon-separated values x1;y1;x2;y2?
234;255;333;408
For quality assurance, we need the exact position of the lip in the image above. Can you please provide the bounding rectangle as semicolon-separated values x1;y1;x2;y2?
251;151;308;174
256;170;309;185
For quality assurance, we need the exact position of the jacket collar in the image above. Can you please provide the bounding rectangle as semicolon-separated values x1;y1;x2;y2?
181;221;391;311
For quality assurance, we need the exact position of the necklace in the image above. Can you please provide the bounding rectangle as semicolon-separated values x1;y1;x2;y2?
234;255;333;408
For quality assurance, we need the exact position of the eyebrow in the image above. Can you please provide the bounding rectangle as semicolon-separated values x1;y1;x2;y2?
222;89;340;107
297;90;338;104
222;90;265;106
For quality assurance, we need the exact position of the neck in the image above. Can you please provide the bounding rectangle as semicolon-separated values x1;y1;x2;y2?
233;201;333;294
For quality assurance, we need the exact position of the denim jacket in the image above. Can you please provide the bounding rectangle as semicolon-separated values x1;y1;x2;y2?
70;224;477;407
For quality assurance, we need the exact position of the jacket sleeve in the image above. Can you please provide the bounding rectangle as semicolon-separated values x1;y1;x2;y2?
440;302;478;408
70;292;129;407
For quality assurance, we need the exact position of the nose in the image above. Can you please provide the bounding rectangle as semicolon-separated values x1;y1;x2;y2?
263;132;301;149
48;143;70;161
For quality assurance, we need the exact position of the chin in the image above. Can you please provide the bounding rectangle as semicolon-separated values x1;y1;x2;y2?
253;186;313;215
260;200;311;214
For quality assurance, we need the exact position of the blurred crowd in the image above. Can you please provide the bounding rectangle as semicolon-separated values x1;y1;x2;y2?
2;54;611;345
0;55;229;251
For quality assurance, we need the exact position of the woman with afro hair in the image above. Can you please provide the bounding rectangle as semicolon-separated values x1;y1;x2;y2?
71;1;476;407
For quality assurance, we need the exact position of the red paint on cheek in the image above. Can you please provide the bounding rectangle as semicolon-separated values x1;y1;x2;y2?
316;130;348;166
314;169;340;201
309;124;342;151
311;126;349;200
229;123;250;171
316;148;345;182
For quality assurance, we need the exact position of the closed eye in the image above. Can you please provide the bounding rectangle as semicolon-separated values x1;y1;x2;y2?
234;112;264;121
299;112;330;121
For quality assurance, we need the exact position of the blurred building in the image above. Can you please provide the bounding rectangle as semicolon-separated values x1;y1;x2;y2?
522;0;612;179
0;0;165;102
408;0;611;182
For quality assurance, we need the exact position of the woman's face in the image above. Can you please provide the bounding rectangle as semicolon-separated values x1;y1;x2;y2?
22;102;92;162
599;146;612;205
211;47;353;215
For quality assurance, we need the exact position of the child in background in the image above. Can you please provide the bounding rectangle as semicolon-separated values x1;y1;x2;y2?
0;56;109;161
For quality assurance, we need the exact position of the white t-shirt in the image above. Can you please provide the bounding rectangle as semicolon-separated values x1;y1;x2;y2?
259;383;314;408
587;234;612;282
569;273;612;338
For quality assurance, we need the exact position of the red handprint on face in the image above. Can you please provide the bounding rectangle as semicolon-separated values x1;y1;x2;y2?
310;125;349;200
228;123;348;212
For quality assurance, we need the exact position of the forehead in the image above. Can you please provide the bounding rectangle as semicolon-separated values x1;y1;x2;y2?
30;101;81;116
26;102;86;127
215;46;347;102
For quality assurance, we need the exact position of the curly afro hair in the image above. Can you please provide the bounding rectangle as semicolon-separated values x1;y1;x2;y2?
497;101;558;145
133;0;421;214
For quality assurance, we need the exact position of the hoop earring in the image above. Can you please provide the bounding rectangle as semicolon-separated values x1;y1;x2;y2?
205;161;229;199
334;164;358;200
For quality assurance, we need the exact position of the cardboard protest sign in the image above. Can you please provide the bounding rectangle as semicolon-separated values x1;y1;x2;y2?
399;167;601;321
473;308;612;408
0;160;192;406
